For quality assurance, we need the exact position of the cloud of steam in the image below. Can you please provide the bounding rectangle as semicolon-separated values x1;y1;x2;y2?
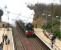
0;0;60;27
0;0;34;26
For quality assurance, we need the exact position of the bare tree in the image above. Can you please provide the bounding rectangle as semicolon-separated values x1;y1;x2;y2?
0;9;3;22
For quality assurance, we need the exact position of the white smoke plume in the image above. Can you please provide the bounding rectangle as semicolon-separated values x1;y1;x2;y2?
0;0;34;27
0;0;60;27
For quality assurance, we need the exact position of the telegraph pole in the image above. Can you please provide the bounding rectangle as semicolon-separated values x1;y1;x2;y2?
7;11;10;31
60;0;61;34
51;3;54;33
5;6;10;31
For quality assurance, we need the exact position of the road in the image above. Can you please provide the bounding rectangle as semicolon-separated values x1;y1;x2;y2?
12;24;50;50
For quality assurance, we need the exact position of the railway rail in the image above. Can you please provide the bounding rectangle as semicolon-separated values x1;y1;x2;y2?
12;27;26;50
12;23;50;50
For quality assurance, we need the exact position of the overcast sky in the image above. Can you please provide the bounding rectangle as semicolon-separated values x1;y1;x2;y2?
26;0;60;5
0;0;60;26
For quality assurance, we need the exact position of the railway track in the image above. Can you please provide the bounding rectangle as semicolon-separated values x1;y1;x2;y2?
12;27;26;50
12;24;50;50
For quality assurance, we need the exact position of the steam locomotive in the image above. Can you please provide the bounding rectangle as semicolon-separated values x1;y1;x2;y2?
16;20;34;37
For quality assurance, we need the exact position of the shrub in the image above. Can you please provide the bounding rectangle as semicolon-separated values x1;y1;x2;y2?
54;31;61;38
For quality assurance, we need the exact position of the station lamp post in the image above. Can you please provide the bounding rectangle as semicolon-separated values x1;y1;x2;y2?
60;0;61;35
7;11;10;31
4;6;9;30
51;3;54;33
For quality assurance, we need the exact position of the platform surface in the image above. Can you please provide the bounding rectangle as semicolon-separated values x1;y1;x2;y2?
34;28;61;50
0;28;15;50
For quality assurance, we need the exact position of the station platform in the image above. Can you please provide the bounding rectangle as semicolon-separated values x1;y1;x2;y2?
0;28;15;50
34;28;61;50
